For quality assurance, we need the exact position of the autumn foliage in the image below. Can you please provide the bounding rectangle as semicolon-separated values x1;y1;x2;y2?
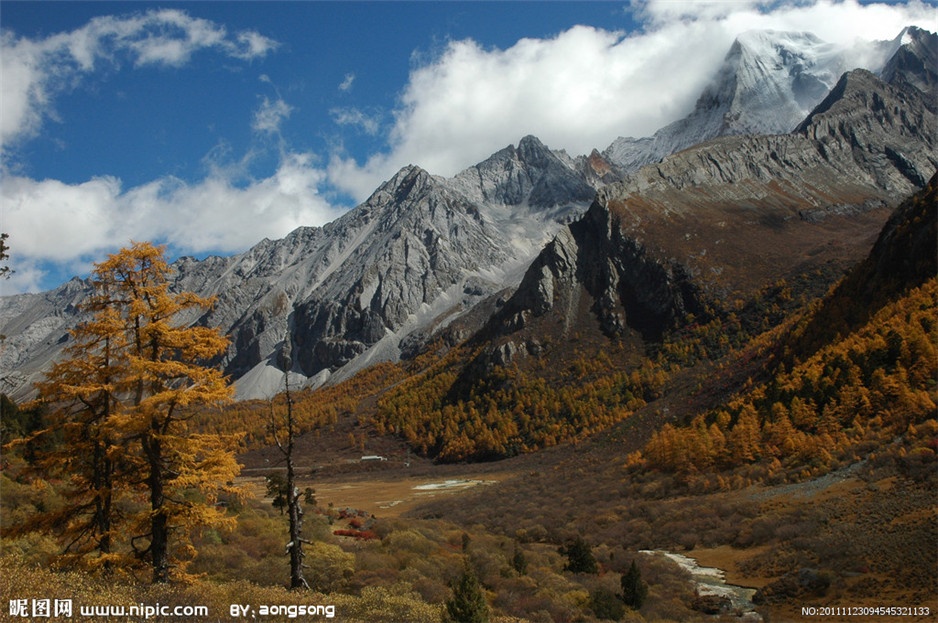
11;242;240;582
640;277;938;483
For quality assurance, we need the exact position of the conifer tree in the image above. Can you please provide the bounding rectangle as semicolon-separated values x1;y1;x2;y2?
445;562;489;623
561;535;598;574
620;560;648;609
95;242;238;583
511;542;528;575
31;242;239;582
29;288;128;571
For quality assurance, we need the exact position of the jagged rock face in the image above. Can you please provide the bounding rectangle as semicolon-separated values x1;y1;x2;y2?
602;28;914;174
0;138;597;400
794;69;936;190
288;166;507;373
493;65;936;347
0;279;91;399
880;26;938;110
451;135;596;208
496;200;702;341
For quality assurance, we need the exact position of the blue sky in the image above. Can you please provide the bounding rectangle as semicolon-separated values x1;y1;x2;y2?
1;1;935;294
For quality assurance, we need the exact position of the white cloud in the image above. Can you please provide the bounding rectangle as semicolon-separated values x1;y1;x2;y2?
329;0;938;200
0;8;277;148
339;73;356;92
253;97;293;134
1;152;344;293
330;107;381;135
0;258;54;297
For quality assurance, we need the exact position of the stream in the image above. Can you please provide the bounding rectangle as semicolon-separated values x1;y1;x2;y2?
640;550;762;620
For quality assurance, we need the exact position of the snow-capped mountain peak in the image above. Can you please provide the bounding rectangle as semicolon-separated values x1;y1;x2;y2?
602;28;907;173
720;29;845;132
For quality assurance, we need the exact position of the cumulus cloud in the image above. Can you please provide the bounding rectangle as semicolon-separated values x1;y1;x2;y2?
0;8;277;148
329;0;938;199
1;152;344;293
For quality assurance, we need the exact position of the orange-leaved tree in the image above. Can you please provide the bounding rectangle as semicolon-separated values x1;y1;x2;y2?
28;285;129;573
32;242;240;583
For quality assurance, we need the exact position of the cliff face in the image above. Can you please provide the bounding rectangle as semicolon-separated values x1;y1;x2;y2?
495;201;701;342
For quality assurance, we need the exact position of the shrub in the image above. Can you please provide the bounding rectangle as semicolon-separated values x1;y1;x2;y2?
305;542;355;592
589;587;626;621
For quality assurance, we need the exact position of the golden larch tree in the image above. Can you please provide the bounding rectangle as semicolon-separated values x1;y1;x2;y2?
93;242;240;583
31;242;240;583
29;285;130;572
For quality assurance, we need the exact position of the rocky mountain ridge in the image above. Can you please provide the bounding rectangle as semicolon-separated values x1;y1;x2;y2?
1;136;599;400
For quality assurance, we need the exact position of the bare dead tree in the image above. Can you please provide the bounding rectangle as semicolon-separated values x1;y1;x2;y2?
270;336;310;590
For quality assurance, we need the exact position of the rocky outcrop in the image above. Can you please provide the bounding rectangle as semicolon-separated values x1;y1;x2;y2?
880;26;938;111
451;135;596;209
491;192;703;342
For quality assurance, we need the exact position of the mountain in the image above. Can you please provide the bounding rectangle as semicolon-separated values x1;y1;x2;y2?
880;26;938;110
1;27;934;404
790;170;938;360
602;27;927;173
353;50;936;464
0;136;599;401
474;62;935;384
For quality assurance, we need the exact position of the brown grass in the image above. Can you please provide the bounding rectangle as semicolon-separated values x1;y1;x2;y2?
240;471;512;519
690;545;774;589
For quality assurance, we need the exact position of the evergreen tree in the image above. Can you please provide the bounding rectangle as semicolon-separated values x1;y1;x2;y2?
511;542;528;575
620;560;648;609
561;536;598;574
445;563;489;623
265;472;289;515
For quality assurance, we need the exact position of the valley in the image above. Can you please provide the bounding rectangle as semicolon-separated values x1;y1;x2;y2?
1;21;936;623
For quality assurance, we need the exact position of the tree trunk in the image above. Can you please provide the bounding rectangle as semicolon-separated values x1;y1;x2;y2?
284;371;307;590
91;439;113;559
287;456;305;589
144;432;170;583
